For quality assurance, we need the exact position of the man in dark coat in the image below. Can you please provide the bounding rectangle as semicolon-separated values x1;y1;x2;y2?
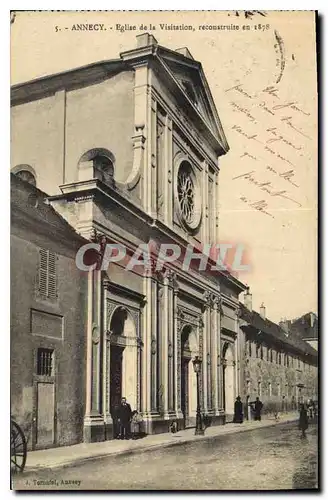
299;404;309;438
118;397;132;439
253;397;263;421
111;402;120;439
233;396;244;423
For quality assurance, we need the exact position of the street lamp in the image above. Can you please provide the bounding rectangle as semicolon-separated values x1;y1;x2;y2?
192;356;204;435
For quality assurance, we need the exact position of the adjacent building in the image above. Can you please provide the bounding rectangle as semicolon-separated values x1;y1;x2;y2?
11;174;88;449
239;288;318;418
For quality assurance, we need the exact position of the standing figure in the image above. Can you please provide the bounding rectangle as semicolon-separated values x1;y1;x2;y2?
299;403;309;438
253;397;263;421
307;399;314;419
131;410;142;439
118;397;132;440
112;402;120;439
233;396;244;423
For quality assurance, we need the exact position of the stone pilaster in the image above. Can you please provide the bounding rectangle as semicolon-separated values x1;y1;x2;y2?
164;116;173;225
174;292;183;420
84;268;104;443
211;296;219;414
217;299;224;410
150;96;157;218
141;276;152;416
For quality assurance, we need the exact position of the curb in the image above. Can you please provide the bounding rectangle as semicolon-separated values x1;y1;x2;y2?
23;417;298;474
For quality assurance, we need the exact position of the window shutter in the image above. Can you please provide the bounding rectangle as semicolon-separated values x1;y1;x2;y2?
39;249;48;296
48;251;57;299
38;249;57;299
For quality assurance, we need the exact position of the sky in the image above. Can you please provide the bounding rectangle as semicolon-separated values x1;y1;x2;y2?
10;10;318;322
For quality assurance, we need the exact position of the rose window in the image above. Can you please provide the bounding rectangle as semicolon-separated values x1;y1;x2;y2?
177;166;195;225
175;160;202;232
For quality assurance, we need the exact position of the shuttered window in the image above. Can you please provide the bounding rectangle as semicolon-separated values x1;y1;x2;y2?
39;249;57;299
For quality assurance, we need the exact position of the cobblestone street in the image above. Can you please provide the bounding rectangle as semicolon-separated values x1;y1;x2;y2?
13;421;318;491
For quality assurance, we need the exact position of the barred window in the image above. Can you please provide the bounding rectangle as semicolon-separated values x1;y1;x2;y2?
39;249;57;299
37;348;54;376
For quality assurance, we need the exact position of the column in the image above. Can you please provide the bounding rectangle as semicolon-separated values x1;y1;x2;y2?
174;292;183;419
217;299;223;410
206;305;212;412
84;268;104;442
211;296;219;414
198;316;204;412
201;161;209;244
215;171;220;243
164;116;173;225
150;276;158;412
167;272;176;412
150;96;157;217
102;287;110;423
141;276;152;416
235;308;241;397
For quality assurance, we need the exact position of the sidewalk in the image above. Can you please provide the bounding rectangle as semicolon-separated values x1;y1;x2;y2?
25;412;298;473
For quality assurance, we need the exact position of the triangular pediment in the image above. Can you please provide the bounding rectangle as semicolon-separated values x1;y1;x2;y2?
157;47;229;152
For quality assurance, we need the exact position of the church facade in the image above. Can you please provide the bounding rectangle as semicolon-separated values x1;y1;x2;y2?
11;34;248;442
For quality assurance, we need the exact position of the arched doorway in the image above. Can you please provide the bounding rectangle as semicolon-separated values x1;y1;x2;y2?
222;342;235;419
181;325;198;428
109;307;137;414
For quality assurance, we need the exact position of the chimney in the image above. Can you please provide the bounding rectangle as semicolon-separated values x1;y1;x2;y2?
279;318;290;336
259;303;266;319
136;33;158;49
244;287;252;312
310;313;315;328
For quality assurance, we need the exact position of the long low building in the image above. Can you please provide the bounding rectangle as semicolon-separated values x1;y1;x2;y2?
238;288;318;418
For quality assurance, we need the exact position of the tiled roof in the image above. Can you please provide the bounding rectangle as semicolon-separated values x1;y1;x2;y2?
239;303;318;361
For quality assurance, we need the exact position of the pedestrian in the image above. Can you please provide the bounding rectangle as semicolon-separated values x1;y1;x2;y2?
307;399;314;419
118;397;132;440
131;410;142;439
253;397;263;421
112;401;120;439
233;396;243;423
299;403;309;438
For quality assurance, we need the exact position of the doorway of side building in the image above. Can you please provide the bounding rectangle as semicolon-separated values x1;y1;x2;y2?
109;307;138;414
222;342;235;420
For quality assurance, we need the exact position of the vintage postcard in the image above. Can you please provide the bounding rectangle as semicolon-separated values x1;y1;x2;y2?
10;10;318;491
